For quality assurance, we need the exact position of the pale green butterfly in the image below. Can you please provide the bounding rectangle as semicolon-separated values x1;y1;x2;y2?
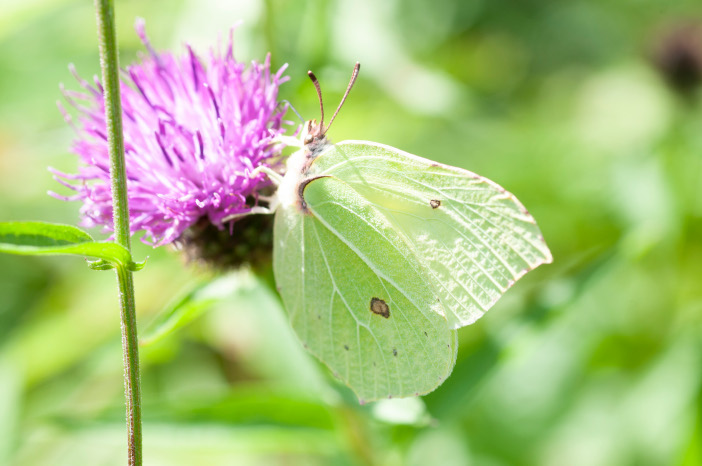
257;63;552;403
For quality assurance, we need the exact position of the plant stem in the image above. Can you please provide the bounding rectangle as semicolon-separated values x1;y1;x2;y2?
93;0;129;249
116;266;141;465
93;1;142;464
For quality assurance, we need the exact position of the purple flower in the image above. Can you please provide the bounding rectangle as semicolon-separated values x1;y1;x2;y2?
53;20;291;246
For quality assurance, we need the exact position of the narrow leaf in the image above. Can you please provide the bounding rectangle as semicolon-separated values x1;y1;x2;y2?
0;221;132;268
141;274;245;346
0;221;92;247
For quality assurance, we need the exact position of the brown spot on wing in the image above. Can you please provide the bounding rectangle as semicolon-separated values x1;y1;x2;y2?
370;297;390;318
430;199;441;209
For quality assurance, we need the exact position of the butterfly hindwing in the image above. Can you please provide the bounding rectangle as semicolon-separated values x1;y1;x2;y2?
273;174;456;402
305;141;553;329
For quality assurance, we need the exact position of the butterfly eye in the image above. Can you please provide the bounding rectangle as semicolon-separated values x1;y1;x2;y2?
303;120;320;145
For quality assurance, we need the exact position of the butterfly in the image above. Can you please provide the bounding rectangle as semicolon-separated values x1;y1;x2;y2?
261;63;552;403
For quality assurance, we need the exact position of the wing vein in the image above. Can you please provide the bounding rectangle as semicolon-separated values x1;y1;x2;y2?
310;220;395;393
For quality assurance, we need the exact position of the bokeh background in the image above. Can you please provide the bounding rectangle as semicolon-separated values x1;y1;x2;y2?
2;0;702;464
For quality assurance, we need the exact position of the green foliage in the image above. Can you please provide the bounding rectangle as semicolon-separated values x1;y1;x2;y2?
0;221;142;270
0;221;92;247
141;275;248;345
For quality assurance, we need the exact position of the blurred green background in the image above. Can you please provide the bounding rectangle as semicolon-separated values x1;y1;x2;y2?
2;0;702;464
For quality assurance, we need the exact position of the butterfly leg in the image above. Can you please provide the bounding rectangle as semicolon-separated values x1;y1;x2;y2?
271;135;303;150
253;194;280;214
221;168;282;223
222;206;275;222
222;165;286;223
249;165;284;186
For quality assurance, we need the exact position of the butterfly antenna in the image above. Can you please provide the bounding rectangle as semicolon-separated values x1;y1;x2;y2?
307;70;325;132
326;62;360;133
280;100;305;124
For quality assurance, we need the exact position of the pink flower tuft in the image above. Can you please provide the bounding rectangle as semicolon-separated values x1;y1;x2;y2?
53;20;291;245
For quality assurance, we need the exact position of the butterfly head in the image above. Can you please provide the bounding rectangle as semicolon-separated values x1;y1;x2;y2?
303;63;360;149
302;118;326;146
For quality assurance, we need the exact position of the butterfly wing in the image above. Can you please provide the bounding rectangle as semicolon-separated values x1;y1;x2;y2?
273;173;456;402
306;141;553;329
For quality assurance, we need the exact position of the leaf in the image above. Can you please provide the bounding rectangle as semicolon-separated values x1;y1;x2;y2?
0;221;134;269
140;274;246;346
0;221;92;247
87;257;147;271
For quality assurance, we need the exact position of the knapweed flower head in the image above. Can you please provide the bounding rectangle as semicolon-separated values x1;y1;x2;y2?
53;19;290;248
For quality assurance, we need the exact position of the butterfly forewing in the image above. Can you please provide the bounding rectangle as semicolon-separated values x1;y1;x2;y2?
273;175;456;402
307;141;553;329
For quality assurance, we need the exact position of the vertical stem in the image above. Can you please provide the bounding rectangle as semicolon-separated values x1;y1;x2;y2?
117;266;141;465
93;1;142;464
94;0;129;249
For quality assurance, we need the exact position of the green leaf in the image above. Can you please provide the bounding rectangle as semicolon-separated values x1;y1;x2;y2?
140;274;246;346
87;257;148;271
0;221;93;247
0;221;134;269
129;257;148;271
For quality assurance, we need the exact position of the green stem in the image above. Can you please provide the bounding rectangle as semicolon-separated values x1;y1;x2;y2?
93;0;129;249
93;1;142;464
116;266;142;465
